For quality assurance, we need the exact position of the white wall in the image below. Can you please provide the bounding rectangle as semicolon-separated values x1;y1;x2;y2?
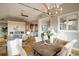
8;21;25;35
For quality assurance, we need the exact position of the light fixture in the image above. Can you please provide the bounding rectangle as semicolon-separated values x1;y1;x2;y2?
45;3;63;16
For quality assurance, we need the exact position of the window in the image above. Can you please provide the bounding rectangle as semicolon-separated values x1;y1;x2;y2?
58;12;78;32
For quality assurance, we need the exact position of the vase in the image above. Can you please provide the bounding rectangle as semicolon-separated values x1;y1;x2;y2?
50;36;55;44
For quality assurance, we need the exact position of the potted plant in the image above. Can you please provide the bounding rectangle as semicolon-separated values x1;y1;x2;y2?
44;28;56;43
1;27;7;39
45;30;53;39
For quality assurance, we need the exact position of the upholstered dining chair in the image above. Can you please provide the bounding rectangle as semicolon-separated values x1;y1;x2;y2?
57;39;77;56
7;38;20;56
7;37;27;56
35;37;42;42
17;38;27;56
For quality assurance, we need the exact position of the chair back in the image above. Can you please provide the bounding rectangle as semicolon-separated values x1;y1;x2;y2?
7;38;20;56
35;37;42;42
57;39;77;56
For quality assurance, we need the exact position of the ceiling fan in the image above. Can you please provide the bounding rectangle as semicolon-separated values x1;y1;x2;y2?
19;3;63;17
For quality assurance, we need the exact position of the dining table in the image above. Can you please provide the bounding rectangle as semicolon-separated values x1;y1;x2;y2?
31;40;64;56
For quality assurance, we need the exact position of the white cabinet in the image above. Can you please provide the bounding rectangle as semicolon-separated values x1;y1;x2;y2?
58;11;79;32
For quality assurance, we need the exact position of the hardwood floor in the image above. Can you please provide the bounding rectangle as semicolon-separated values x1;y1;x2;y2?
0;46;7;56
22;36;36;56
22;45;33;56
0;37;7;56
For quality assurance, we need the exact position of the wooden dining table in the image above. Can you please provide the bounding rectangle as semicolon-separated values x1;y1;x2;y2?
31;41;64;56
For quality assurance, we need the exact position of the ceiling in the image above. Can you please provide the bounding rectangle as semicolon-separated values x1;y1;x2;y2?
0;3;79;22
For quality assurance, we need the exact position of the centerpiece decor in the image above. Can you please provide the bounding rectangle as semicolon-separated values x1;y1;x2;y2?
42;28;57;44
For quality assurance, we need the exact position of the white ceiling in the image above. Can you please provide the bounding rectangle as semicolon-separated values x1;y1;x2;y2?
0;3;79;22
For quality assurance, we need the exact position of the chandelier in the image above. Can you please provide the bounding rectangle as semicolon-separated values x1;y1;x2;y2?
43;3;63;16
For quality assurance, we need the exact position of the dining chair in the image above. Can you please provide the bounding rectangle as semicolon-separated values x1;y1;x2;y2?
35;37;42;42
43;33;48;40
7;38;20;56
57;39;77;56
17;38;27;56
7;37;27;56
